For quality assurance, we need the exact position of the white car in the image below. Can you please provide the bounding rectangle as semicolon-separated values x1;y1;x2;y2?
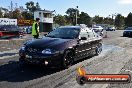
92;26;103;36
106;27;116;31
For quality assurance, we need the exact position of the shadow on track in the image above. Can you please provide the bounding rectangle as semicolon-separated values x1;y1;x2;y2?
0;53;95;83
0;60;62;82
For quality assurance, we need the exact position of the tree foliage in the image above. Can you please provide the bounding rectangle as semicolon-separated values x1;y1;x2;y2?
4;12;11;18
25;1;41;13
93;15;103;24
54;14;66;26
93;15;114;25
0;9;3;18
12;9;22;19
115;14;124;28
36;2;41;10
78;12;91;26
21;11;33;20
125;12;132;27
66;8;79;25
103;17;113;25
1;4;132;30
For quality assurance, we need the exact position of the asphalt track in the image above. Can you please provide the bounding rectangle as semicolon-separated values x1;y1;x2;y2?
1;30;132;88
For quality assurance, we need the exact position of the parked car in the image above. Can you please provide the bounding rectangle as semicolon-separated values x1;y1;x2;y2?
106;27;116;31
19;26;102;68
0;25;19;31
123;27;132;37
25;26;32;34
92;26;103;36
0;25;20;38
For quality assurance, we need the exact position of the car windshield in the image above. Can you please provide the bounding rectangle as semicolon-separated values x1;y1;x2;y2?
93;27;99;28
46;28;80;39
125;27;132;30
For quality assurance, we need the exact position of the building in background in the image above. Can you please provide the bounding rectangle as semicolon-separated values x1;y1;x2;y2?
34;10;54;32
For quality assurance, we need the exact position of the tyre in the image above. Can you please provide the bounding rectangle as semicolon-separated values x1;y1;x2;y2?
95;44;102;56
62;50;74;69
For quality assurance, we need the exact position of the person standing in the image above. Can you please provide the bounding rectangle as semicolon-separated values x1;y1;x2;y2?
32;18;40;39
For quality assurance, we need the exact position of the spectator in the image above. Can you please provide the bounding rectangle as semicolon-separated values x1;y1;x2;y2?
32;18;40;39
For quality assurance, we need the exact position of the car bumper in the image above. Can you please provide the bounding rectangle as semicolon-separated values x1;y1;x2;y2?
19;51;63;66
123;32;132;37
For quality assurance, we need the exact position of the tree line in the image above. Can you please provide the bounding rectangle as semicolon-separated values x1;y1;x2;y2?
0;1;40;20
55;8;132;29
0;1;132;29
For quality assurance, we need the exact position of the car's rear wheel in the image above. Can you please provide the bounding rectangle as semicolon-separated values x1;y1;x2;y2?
95;44;102;55
62;50;74;69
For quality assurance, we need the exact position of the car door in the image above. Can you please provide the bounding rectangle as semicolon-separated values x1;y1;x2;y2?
87;31;97;55
74;28;90;60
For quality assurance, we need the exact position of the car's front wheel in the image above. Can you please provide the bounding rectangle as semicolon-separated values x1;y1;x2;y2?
62;50;74;69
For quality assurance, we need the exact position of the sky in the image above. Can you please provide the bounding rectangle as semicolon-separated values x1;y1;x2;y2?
0;0;132;17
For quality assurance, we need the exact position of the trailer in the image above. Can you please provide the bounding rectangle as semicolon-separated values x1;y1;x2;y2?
0;25;21;38
0;18;20;39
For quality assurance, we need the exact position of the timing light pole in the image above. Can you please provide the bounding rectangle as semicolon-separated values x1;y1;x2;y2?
75;6;78;25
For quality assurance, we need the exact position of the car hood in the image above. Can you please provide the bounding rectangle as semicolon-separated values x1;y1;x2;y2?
26;37;77;50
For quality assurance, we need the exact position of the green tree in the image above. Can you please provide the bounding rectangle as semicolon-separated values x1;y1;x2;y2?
103;17;113;25
0;9;3;18
114;14;124;29
64;15;71;25
25;1;37;13
36;2;41;10
12;9;22;19
66;8;79;25
78;12;91;26
21;11;33;20
92;15;104;24
98;17;103;24
54;14;66;26
125;12;132;27
92;15;100;24
4;12;11;18
0;8;9;18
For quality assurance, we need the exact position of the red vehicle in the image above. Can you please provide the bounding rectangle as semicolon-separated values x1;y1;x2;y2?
0;25;22;39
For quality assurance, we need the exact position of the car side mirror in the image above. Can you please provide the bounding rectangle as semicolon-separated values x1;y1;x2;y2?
81;37;87;40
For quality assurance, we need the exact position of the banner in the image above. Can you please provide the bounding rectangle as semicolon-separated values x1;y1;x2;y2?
17;19;34;26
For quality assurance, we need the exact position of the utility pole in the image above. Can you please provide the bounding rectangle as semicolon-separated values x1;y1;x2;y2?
11;1;13;12
15;3;18;9
75;6;78;25
10;1;13;18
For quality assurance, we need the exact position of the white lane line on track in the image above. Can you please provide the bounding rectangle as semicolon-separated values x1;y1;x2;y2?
0;54;19;59
0;49;19;59
0;39;25;41
0;49;18;54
